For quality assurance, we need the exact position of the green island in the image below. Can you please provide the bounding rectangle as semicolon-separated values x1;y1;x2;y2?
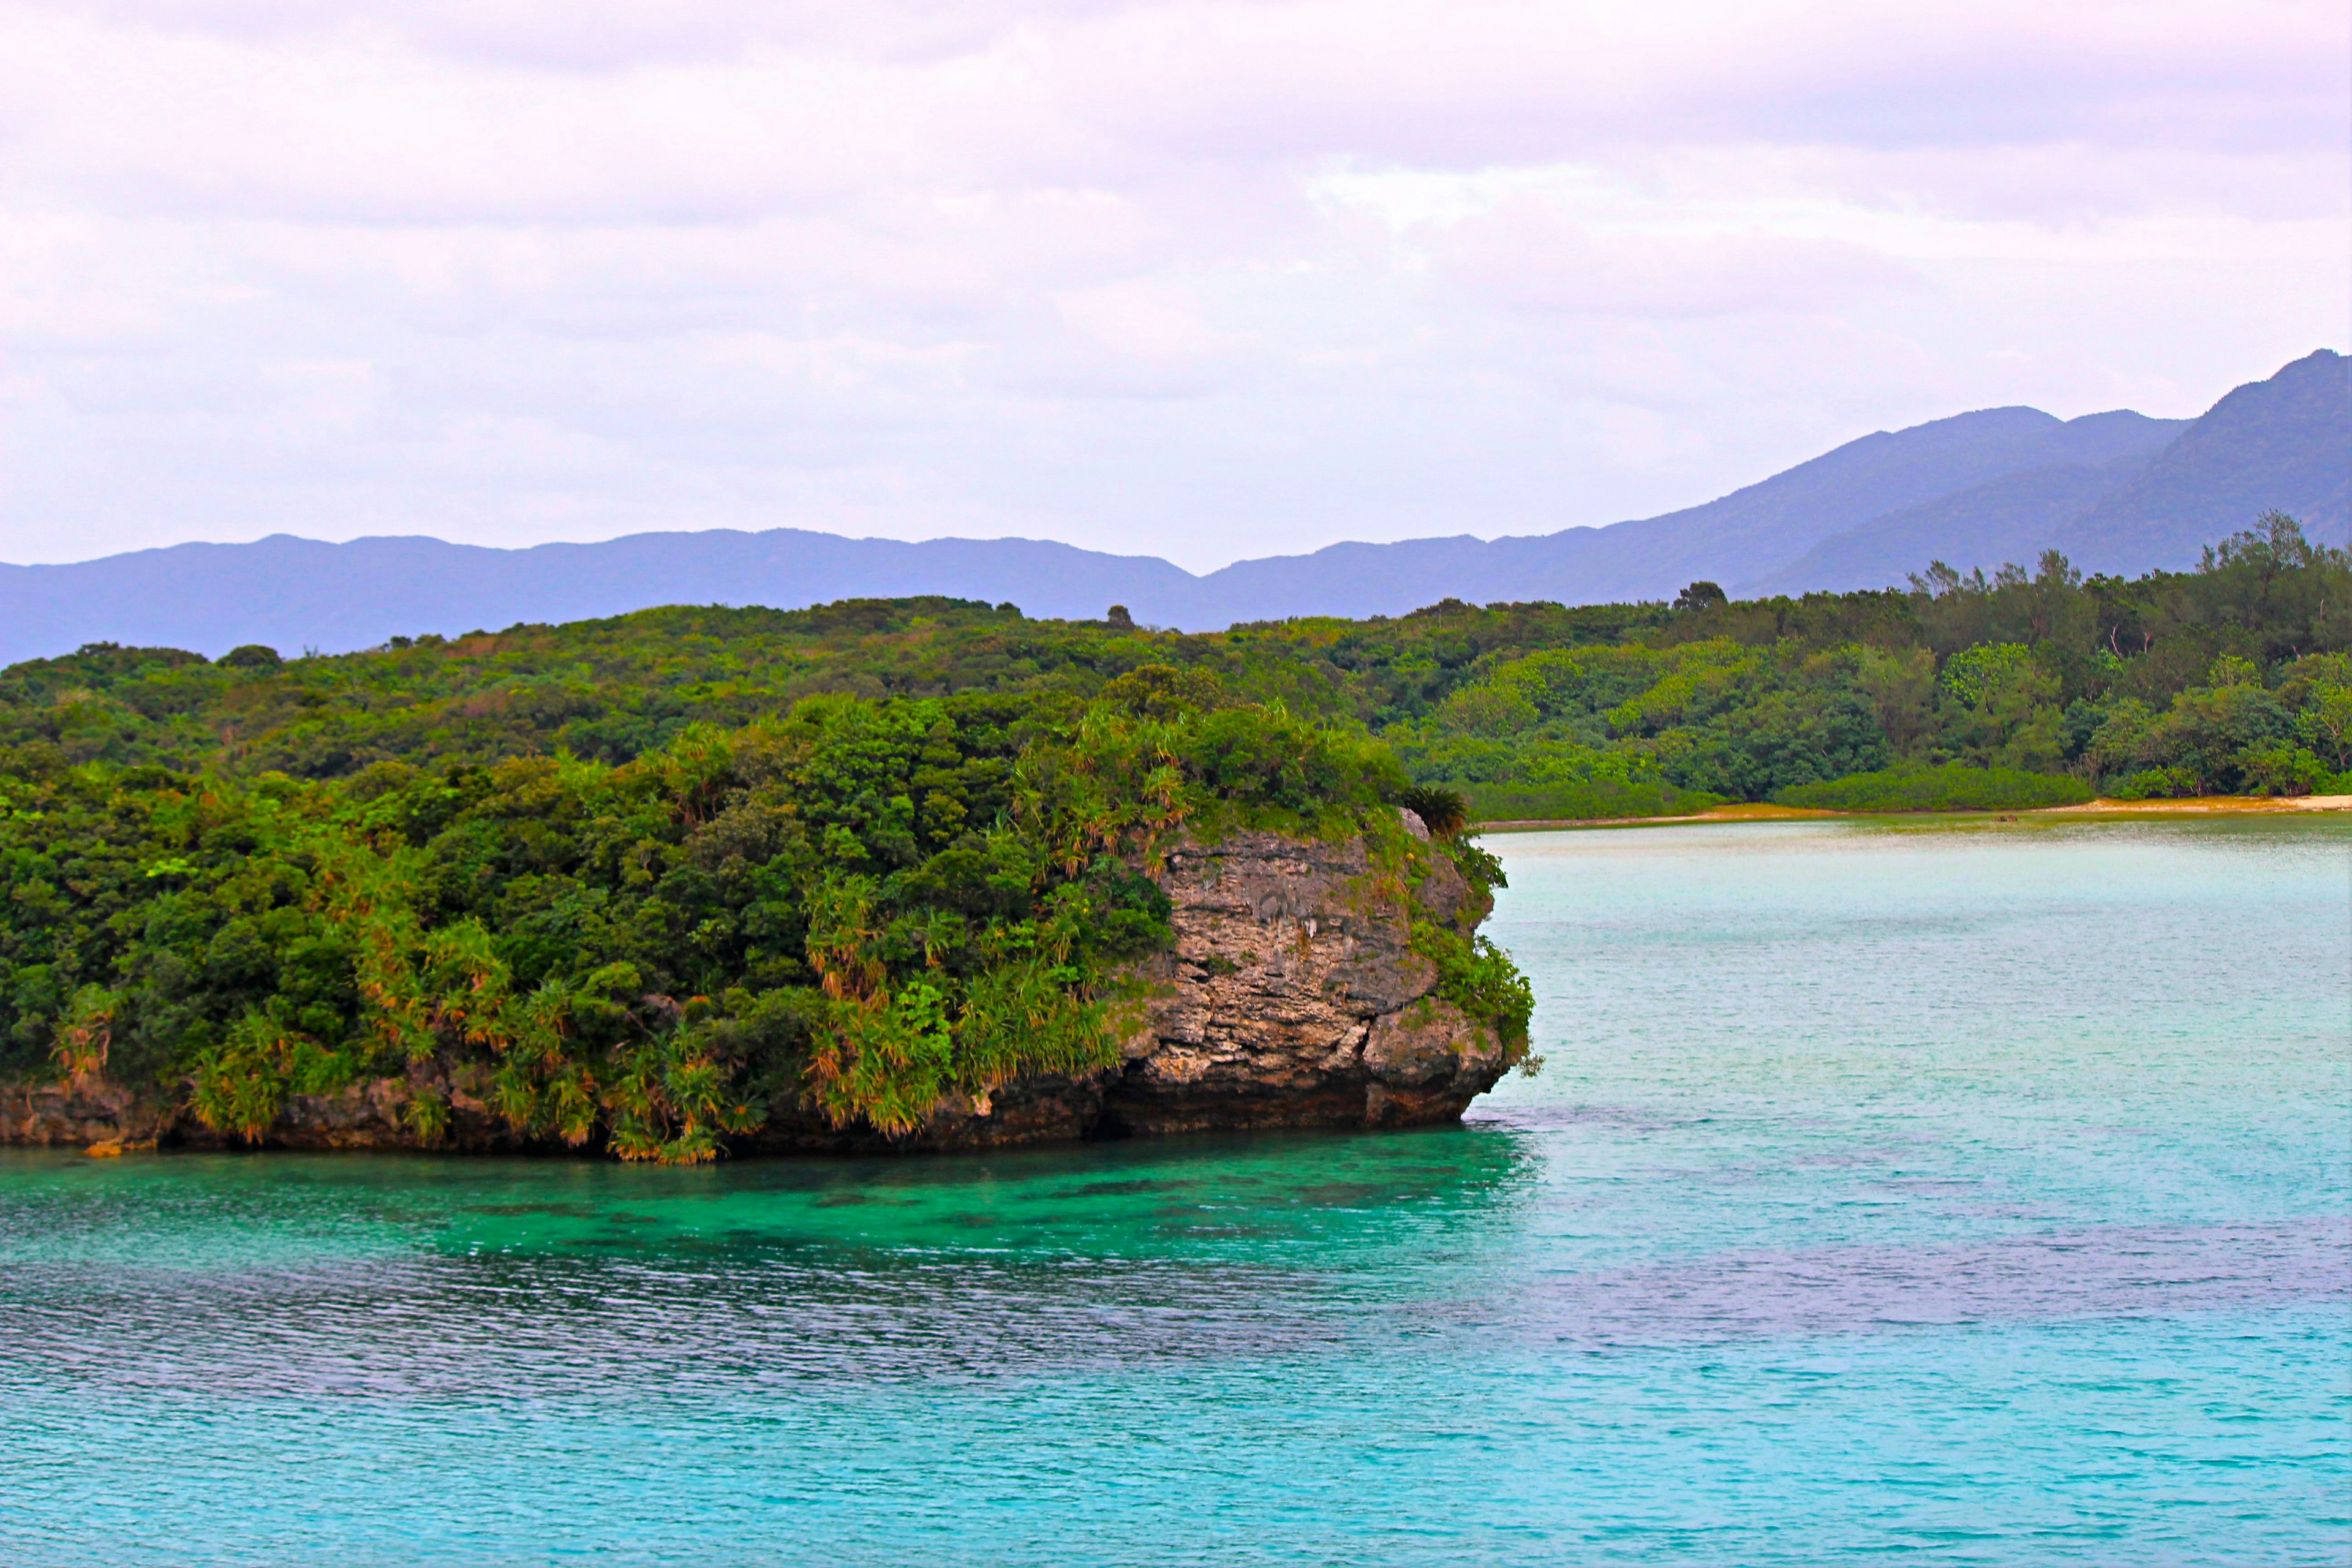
1;513;2343;1159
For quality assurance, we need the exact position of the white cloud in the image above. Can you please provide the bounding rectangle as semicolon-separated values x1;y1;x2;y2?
1425;198;1924;319
0;0;2343;570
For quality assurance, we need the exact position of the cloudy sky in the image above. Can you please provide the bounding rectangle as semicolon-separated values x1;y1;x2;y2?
1;1;2345;569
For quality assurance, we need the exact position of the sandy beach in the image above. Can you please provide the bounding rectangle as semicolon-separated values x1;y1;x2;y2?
1476;795;2352;832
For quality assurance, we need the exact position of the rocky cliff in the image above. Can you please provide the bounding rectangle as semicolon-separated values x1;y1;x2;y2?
1;813;1516;1156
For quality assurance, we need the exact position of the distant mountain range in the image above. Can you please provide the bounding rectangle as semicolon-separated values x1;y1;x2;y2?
3;349;2342;665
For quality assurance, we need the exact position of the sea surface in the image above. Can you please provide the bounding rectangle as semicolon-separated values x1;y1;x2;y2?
1;816;2345;1566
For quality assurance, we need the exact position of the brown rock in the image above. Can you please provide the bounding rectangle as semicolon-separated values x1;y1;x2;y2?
0;1079;173;1147
741;825;1517;1152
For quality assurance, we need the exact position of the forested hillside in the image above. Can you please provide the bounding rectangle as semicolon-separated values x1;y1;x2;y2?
1387;514;2352;816
5;513;2345;813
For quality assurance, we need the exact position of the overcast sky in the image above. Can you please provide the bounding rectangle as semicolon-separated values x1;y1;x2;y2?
1;1;2345;570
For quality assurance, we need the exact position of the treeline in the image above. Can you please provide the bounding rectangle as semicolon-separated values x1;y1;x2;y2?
4;518;2342;818
1387;514;2352;815
0;682;1519;1158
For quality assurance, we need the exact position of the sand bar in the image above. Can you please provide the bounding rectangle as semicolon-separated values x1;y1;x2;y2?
1475;795;2352;832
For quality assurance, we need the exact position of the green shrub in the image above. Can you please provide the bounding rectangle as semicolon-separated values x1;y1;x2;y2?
2104;767;2199;801
1458;779;1721;823
1773;764;2092;813
1409;922;1534;1059
1394;783;1469;837
2233;742;2333;797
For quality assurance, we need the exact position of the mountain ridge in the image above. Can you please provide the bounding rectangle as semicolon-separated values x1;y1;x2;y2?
1197;402;2199;620
2;349;2341;663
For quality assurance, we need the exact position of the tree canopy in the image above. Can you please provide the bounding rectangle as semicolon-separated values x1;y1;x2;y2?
1;682;1511;1161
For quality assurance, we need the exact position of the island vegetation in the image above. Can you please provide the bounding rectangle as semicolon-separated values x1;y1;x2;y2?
6;514;2343;815
0;676;1517;1161
0;512;2342;1156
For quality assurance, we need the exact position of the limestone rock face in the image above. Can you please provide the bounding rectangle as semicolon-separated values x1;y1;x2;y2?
3;820;1514;1156
0;1066;532;1155
0;1078;167;1148
1091;827;1502;1137
888;820;1507;1149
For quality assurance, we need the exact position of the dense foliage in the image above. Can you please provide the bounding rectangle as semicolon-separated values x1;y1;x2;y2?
0;685;1489;1159
1774;764;2092;813
9;518;2342;818
1384;514;2352;812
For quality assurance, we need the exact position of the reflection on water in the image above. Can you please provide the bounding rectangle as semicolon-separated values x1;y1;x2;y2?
2;1129;1544;1396
2;818;2346;1566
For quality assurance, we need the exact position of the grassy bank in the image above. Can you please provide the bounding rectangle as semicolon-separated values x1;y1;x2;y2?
1773;763;2093;812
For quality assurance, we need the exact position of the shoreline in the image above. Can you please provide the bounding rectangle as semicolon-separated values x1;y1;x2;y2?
1474;795;2352;833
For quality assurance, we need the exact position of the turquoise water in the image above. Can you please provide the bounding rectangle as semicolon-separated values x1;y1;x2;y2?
1;816;2345;1565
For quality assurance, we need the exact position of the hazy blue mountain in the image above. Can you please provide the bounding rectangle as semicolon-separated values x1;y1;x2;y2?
2057;347;2349;571
1754;350;2348;591
1198;404;2190;620
0;532;1197;665
1749;461;2133;595
0;350;2338;664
